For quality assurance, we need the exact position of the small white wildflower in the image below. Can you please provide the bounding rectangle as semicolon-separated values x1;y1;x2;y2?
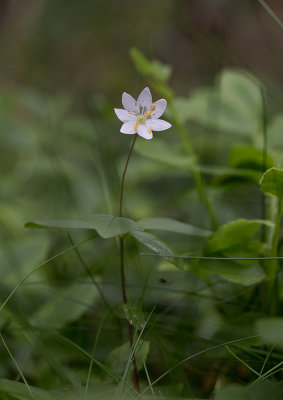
114;87;172;140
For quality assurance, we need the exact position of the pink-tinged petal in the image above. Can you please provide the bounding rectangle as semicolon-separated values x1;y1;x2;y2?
137;123;153;140
150;99;167;119
114;108;136;122
122;92;137;112
147;119;172;131
120;121;136;134
137;87;152;111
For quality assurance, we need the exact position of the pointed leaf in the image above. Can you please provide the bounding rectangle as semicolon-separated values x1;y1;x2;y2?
139;217;211;237
25;214;143;239
130;230;183;270
260;167;283;200
204;219;273;254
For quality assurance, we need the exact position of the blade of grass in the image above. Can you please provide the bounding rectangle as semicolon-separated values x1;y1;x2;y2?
225;345;260;376
84;312;109;397
257;0;283;31
0;333;34;399
136;335;259;398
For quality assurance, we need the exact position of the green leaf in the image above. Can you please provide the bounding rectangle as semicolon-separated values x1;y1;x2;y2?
197;260;265;286
123;303;145;330
176;69;262;136
214;385;248;400
0;378;54;400
255;318;283;348
139;217;211;237
260;167;283;200
219;69;262;122
267;113;283;149
134;138;196;170
215;382;283;400
106;340;150;375
30;278;98;328
204;219;272;254
130;231;183;270
230;145;274;171
130;48;172;84
130;48;173;99
25;214;143;239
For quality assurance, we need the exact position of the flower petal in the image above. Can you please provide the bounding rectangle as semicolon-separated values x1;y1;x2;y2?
150;99;167;119
137;87;152;111
147;119;172;131
137;123;153;140
122;92;137;112
114;108;136;122
120;121;136;134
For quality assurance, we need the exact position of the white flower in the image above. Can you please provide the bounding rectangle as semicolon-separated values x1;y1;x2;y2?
114;87;172;140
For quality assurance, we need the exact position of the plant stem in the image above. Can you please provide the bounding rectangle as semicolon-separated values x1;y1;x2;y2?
169;101;217;230
268;199;282;314
119;133;140;392
120;134;138;217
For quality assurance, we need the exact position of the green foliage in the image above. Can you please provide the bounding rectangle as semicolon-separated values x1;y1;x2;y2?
106;340;150;375
260;167;283;199
131;230;183;269
134;138;196;170
2;49;283;400
26;214;144;239
214;382;283;400
255;318;283;347
204;219;271;254
123;303;145;330
174;69;262;136
139;217;211;237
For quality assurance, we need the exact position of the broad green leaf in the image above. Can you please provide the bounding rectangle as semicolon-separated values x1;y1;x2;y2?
106;340;150;375
267;113;283;149
130;48;173;98
215;382;283;400
219;69;262;122
214;385;248;400
130;48;172;84
0;378;54;400
204;219;272;254
255;318;283;348
139;217;211;237
260;167;283;200
130;231;183;270
134;138;196;170
123;303;145;330
25;214;143;239
176;69;262;136
197;260;265;285
30;278;98;328
229;145;273;171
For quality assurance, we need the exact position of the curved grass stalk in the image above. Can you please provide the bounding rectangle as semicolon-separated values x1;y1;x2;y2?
0;333;34;399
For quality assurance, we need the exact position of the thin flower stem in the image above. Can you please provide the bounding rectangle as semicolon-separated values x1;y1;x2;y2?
120;134;138;217
268;199;282;314
119;134;140;392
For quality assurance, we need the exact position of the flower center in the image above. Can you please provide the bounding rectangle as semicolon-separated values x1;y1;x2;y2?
133;104;156;133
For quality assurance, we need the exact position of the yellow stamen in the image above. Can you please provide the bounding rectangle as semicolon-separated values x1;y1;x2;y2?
134;120;139;132
148;128;152;135
147;104;156;117
129;112;134;114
